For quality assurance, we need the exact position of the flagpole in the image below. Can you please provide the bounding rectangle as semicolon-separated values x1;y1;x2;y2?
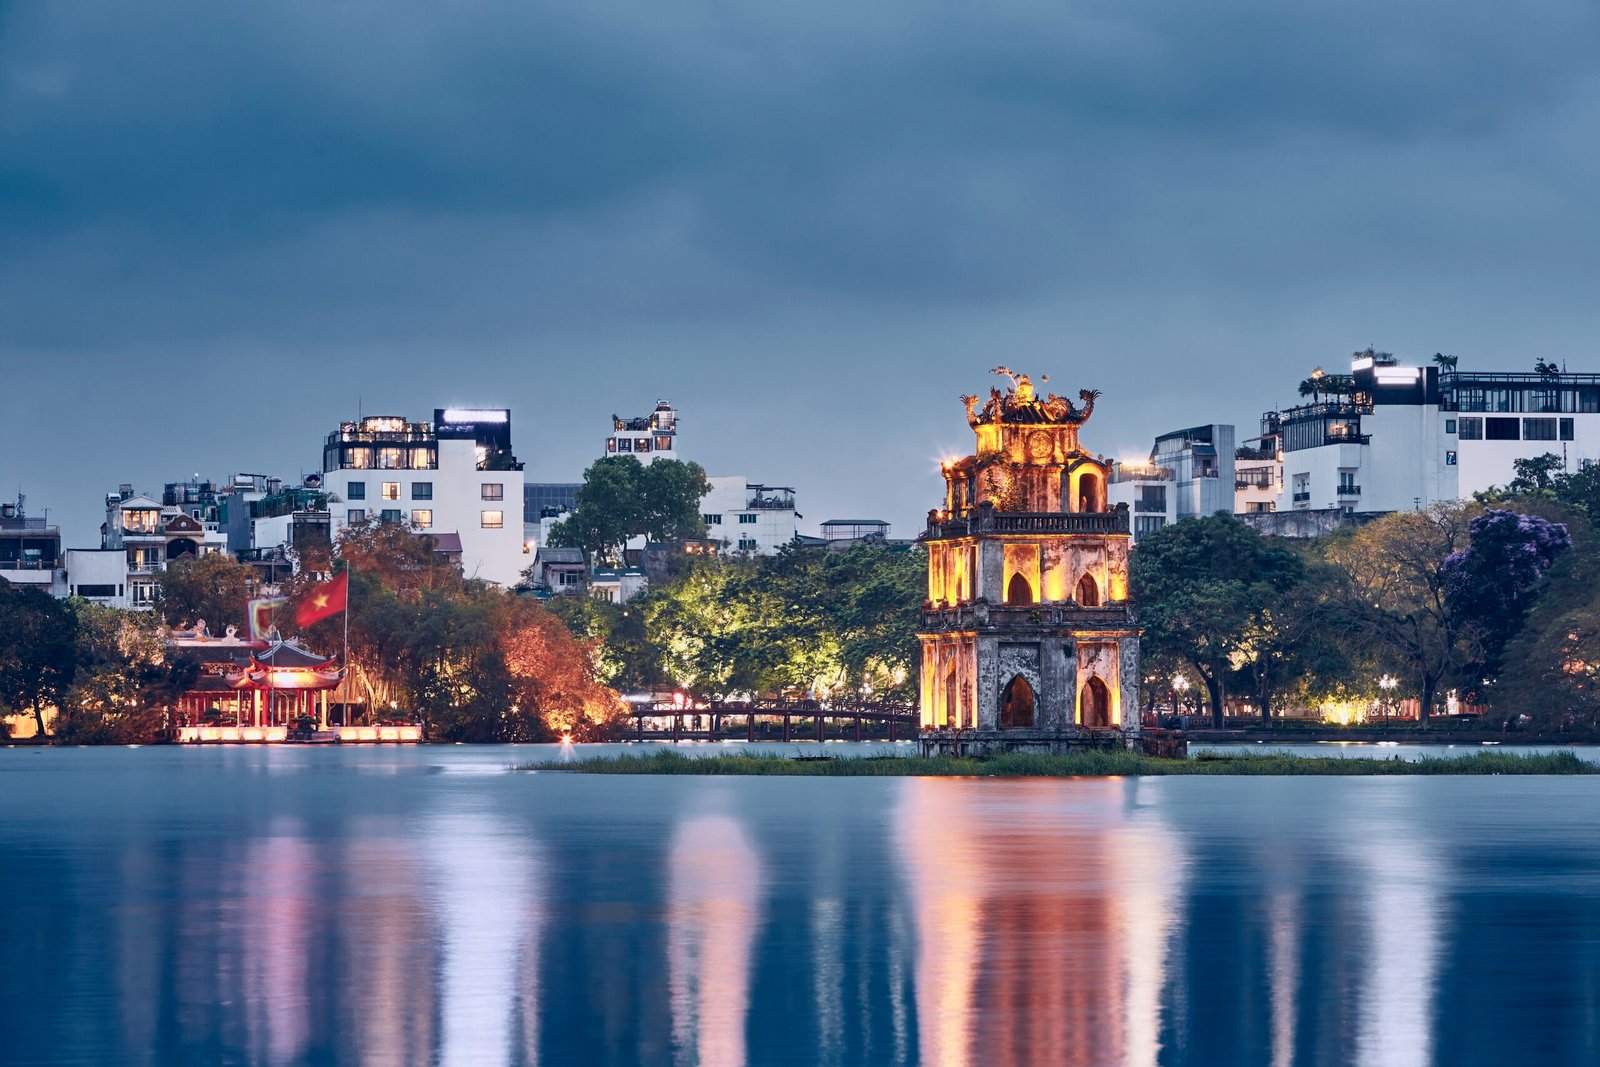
343;561;353;729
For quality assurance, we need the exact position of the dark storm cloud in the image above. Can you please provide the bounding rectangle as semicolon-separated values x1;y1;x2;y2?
3;1;1600;543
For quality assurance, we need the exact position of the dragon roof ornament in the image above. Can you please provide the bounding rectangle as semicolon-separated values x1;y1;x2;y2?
959;366;1100;427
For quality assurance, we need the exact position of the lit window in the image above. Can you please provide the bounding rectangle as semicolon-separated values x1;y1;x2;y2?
412;482;433;500
481;483;504;501
412;509;433;529
382;482;400;500
607;439;617;453
655;435;672;451
482;510;504;529
347;482;366;500
636;438;652;452
347;508;366;523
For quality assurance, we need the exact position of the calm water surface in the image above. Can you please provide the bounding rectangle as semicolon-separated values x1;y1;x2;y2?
3;744;1599;1066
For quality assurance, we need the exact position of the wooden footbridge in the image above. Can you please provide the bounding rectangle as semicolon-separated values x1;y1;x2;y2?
629;697;921;742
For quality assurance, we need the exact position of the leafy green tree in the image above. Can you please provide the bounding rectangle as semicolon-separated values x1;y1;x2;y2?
1130;513;1304;726
154;553;260;634
1432;352;1459;371
0;585;78;737
1324;504;1484;722
549;456;709;563
55;603;199;744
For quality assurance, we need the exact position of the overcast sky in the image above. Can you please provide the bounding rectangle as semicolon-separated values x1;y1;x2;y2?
5;1;1600;546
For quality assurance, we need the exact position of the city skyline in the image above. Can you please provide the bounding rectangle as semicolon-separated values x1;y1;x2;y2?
7;2;1600;546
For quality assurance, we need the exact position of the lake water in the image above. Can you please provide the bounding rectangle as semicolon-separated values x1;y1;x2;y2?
4;744;1599;1066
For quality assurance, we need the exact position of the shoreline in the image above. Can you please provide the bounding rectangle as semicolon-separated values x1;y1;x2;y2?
528;749;1599;777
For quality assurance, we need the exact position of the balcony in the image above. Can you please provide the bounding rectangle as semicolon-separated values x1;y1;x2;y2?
1337;484;1362;497
747;486;796;510
1292;492;1311;504
922;601;1129;632
927;508;1130;540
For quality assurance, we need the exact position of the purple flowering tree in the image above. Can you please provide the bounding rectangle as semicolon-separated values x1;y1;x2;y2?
1443;509;1572;673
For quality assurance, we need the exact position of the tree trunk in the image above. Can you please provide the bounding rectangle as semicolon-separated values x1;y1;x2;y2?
1260;682;1274;727
1206;675;1226;728
1419;676;1436;727
32;698;47;740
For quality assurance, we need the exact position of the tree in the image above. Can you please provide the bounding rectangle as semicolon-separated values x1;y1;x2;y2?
154;553;259;634
1432;352;1459;371
1130;514;1304;726
1442;509;1571;676
1324;504;1484;722
549;456;710;563
0;585;77;737
500;596;626;738
55;603;199;744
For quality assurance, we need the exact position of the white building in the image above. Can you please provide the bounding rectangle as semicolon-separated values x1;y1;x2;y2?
605;400;681;462
1443;369;1600;494
84;485;230;609
322;408;527;587
0;499;63;594
701;478;798;554
1108;424;1236;543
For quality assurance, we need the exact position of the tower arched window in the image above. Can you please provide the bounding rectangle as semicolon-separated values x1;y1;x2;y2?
1078;471;1104;513
1006;573;1034;606
1000;675;1036;729
1077;573;1099;607
1081;676;1112;728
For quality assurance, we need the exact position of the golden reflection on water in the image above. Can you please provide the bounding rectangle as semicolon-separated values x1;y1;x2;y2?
896;777;1188;1067
667;815;763;1067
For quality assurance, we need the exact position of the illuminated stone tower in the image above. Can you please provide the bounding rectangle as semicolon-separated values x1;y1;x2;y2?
919;367;1139;751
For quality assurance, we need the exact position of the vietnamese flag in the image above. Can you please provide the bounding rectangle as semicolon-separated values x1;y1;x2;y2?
295;571;348;628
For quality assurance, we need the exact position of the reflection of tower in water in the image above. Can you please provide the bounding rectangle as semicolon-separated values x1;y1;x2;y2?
896;778;1187;1067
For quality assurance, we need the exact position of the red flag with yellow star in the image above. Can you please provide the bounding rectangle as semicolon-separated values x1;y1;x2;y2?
294;571;348;629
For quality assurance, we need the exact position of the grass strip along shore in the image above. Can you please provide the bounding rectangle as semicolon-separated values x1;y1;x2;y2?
527;748;1598;777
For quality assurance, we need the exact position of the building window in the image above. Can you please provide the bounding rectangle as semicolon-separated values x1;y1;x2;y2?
411;509;433;529
1524;418;1558;441
558;571;581;586
380;509;403;523
703;513;722;525
1530;388;1561;413
131;583;157;605
738;538;758;551
347;481;366;500
1445;419;1457;434
1486;417;1521;441
607;439;617;453
482;510;504;529
1136;485;1167;513
1456;388;1486;412
1561;418;1575;441
382;482;401;500
1458;416;1483;440
412;482;433;500
655;435;672;451
1338;471;1359;495
636;438;652;452
1135;516;1166;537
481;483;503;501
1291;473;1310;505
1580;388;1600;414
738;513;757;524
347;508;366;523
617;438;633;452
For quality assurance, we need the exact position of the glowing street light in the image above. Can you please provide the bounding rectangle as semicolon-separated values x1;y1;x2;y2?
1171;674;1190;720
1378;674;1398;721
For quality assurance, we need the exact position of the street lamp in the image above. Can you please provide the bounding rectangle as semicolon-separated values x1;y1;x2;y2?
1378;675;1397;722
1172;675;1190;722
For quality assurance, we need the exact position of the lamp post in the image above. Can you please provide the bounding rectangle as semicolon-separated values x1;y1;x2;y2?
1172;675;1190;724
1378;674;1397;722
